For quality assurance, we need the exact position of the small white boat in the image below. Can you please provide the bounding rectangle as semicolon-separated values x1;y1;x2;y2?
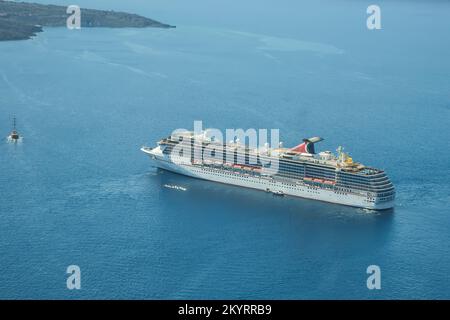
7;117;21;142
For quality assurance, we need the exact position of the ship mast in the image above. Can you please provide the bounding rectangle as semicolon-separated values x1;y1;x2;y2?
8;115;21;141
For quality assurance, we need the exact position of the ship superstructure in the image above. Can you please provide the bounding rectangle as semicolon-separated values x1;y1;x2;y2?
142;130;395;210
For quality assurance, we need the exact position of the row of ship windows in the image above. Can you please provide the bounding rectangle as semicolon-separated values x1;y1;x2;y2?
278;171;335;180
280;165;327;172
338;177;389;185
343;176;387;183
278;169;389;186
195;166;393;196
194;166;333;183
198;168;302;189
195;167;336;192
180;160;389;187
280;164;387;182
187;165;393;195
200;168;253;178
376;192;396;197
187;167;396;202
367;195;395;202
336;179;392;188
378;196;395;202
166;148;263;163
305;188;320;194
337;186;394;194
195;167;374;197
337;183;393;191
280;168;336;177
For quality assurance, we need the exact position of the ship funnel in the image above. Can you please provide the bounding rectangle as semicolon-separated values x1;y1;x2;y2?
290;137;324;154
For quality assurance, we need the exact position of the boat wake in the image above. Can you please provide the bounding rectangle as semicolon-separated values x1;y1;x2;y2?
6;136;23;144
357;208;380;215
164;184;187;192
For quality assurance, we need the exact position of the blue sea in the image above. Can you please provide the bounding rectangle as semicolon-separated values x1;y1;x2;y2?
0;0;449;299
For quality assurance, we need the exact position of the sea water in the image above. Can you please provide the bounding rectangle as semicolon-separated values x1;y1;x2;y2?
0;0;449;299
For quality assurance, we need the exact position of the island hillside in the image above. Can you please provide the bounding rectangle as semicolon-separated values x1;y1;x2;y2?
0;0;175;41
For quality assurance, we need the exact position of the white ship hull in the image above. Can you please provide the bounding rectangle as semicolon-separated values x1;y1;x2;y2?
142;147;394;210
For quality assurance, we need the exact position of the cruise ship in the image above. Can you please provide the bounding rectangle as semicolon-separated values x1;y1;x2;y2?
141;131;395;210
